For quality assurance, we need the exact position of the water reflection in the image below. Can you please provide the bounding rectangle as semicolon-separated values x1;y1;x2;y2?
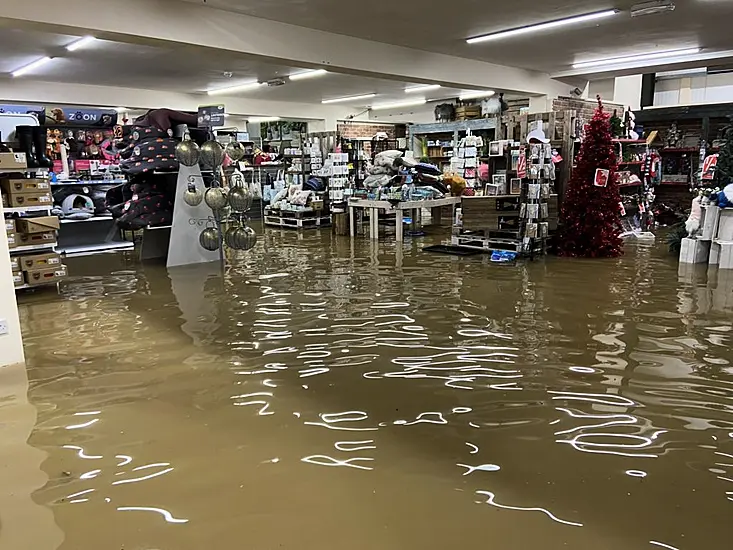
13;234;733;549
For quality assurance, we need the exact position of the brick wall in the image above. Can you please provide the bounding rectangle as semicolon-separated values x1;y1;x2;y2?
337;123;398;139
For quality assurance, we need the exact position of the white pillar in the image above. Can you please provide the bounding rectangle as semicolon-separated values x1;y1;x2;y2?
0;205;24;367
613;75;643;110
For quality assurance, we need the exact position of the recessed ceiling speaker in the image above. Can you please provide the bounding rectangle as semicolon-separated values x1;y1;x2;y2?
630;0;675;17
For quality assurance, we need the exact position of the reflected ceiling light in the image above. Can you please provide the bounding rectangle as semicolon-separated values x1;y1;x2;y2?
405;84;440;93
289;69;327;81
467;9;618;44
11;57;53;77
249;116;281;123
66;36;97;51
321;93;377;104
371;98;427;110
207;81;264;95
572;47;701;69
459;90;496;100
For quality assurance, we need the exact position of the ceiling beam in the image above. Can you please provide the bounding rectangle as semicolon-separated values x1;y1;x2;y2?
0;0;567;97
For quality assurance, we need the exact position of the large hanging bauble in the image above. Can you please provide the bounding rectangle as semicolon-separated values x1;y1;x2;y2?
204;187;228;209
200;140;225;168
183;183;204;206
225;141;246;162
228;184;253;212
199;227;220;251
225;225;257;251
212;205;231;223
175;138;200;167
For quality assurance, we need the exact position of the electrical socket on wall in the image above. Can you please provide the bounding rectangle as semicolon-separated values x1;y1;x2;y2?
0;318;8;336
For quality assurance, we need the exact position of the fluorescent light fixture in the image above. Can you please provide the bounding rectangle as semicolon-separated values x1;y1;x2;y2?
467;9;618;44
405;84;440;93
289;69;327;81
114;107;128;113
459;90;496;100
573;47;701;69
207;81;264;96
371;98;427;111
248;116;281;123
12;57;53;77
66;36;96;51
321;93;377;104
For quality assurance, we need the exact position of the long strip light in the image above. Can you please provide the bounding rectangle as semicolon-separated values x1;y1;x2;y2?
371;98;427;111
248;116;281;123
207;81;264;96
405;84;440;93
573;47;701;69
289;69;327;81
459;90;495;101
321;93;376;104
467;9;618;44
12;57;54;77
66;36;97;51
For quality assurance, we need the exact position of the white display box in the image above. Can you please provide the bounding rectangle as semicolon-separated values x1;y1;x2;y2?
680;238;711;264
715;240;733;270
716;209;733;241
701;205;721;241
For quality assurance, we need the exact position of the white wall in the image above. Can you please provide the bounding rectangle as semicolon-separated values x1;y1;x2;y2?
0;205;24;367
654;73;733;106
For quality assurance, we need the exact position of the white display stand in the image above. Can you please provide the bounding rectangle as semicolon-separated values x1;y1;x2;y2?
680;237;711;264
700;205;721;241
166;165;220;268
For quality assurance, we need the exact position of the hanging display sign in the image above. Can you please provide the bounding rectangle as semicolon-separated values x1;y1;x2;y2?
46;107;118;127
0;104;45;122
198;105;225;128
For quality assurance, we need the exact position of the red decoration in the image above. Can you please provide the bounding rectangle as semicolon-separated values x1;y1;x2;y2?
558;96;623;258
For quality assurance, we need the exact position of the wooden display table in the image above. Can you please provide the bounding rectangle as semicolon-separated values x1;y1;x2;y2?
348;196;460;241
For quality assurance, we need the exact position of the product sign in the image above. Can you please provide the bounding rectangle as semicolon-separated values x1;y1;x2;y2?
47;107;117;127
198;105;225;128
0;104;45;122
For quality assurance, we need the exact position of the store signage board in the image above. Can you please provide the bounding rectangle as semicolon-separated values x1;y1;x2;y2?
47;107;117;127
0;104;46;123
198;105;225;128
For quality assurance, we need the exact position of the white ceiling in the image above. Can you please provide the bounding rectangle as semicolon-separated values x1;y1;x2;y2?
180;0;733;75
0;28;472;108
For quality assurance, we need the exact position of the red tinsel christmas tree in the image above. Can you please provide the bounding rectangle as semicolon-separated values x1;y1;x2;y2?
558;96;623;258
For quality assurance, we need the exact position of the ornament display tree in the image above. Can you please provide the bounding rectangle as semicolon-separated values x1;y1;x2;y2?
558;97;623;258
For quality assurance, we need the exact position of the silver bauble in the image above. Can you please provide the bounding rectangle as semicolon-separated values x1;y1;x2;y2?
175;139;200;167
228;185;253;213
241;225;257;251
200;140;225;168
225;225;257;251
183;183;204;206
212;205;231;223
204;187;228;209
225;141;246;162
199;227;220;251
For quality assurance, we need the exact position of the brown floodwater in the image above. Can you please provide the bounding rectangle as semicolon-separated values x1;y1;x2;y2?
5;227;733;549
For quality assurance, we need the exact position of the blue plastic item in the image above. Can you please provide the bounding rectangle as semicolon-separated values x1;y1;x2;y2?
491;250;517;263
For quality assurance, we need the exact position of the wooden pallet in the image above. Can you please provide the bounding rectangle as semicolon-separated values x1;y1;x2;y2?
264;214;331;229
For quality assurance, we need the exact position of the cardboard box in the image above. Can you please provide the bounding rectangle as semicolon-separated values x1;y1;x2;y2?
0;152;27;170
4;192;52;208
16;231;56;248
4;218;14;233
6;230;17;248
18;251;61;271
0;178;50;194
12;270;24;287
10;256;19;272
15;216;60;234
24;264;68;287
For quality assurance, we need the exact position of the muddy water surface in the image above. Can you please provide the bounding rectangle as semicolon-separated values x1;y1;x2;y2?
7;230;733;549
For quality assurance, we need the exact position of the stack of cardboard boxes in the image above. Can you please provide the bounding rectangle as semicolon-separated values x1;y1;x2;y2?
2;176;68;289
1;177;52;210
